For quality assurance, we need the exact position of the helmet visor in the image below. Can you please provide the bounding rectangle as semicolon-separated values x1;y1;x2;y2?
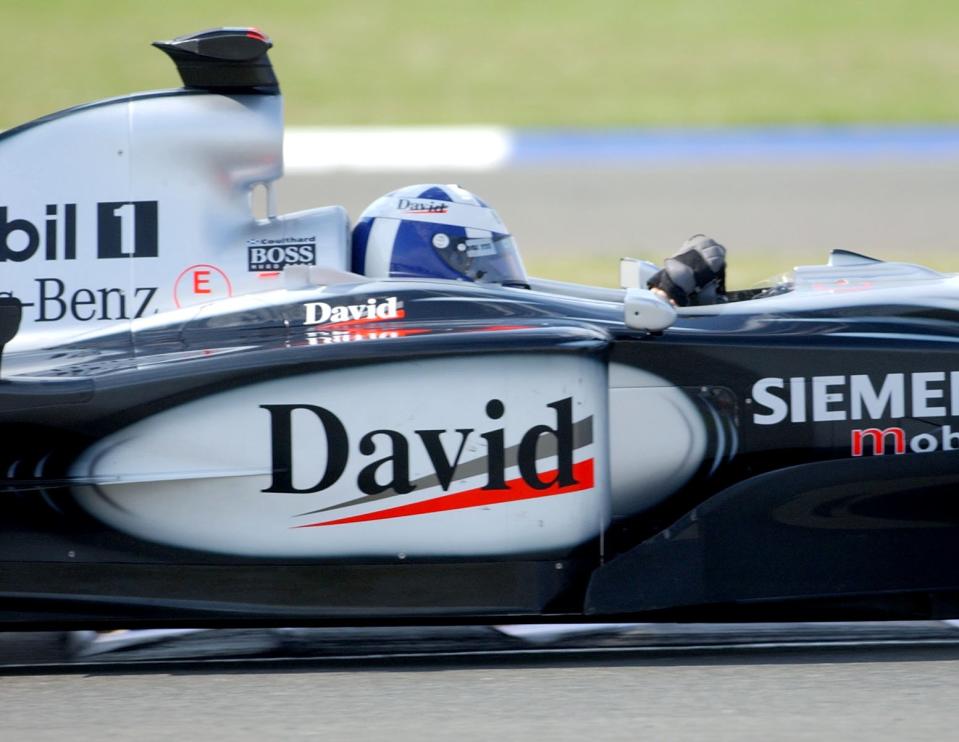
433;233;528;286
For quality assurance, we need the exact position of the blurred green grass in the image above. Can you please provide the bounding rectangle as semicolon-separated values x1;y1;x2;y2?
525;248;959;289
3;0;959;129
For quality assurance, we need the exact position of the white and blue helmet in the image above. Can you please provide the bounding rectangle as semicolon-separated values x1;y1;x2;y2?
352;184;528;287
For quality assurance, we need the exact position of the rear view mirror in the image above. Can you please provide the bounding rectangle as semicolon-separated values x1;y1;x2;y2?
623;288;676;332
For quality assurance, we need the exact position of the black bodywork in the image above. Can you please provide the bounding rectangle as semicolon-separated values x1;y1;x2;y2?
2;276;959;627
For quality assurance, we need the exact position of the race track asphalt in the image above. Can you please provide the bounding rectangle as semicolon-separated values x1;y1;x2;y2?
3;644;959;741
276;160;959;262
3;625;959;741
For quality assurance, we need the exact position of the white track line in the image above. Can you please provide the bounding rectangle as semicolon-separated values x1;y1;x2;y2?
284;126;513;172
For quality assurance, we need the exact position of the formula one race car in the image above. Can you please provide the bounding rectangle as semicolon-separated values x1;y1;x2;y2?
2;28;959;628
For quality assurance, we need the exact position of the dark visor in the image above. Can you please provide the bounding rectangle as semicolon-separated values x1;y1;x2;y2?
433;234;528;286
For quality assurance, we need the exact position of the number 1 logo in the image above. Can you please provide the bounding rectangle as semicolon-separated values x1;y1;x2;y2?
97;201;158;259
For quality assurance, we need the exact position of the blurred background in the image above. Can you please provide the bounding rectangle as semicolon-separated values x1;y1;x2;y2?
3;0;959;286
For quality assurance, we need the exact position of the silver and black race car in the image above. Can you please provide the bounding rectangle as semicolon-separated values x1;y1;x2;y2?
2;28;959;627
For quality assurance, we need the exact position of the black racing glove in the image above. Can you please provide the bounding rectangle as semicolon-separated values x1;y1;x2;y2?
647;234;727;306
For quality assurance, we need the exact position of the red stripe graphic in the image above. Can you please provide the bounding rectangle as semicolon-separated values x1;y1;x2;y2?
320;309;407;329
466;325;528;333
296;458;594;528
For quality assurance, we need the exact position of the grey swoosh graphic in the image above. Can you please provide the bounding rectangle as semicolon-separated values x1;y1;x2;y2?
294;416;594;517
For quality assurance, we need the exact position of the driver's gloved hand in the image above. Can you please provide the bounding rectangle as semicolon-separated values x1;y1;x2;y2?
647;234;727;306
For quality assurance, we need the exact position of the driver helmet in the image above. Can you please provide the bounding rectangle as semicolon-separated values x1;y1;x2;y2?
351;184;528;287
